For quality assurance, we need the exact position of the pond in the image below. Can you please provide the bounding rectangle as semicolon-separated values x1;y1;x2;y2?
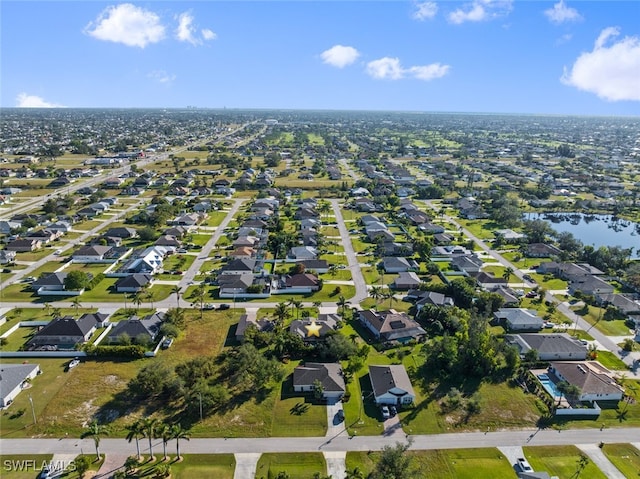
529;212;640;258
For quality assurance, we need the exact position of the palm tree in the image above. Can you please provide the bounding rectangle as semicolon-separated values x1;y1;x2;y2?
43;302;52;317
171;286;182;309
158;423;171;461
370;286;384;304
170;424;190;461
337;295;349;316
503;267;514;283
385;290;397;309
291;300;302;319
144;289;155;310
140;417;158;460
52;307;62;319
190;285;207;319
132;292;143;311
71;297;82;317
80;420;109;460
125;420;144;460
274;302;290;328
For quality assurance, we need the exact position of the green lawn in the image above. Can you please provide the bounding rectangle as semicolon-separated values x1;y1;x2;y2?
570;305;632;336
0;455;53;479
523;445;608;479
0;325;38;351
162;254;196;272
346;448;514;479
596;351;629;371
255;453;326;479
601;443;640;478
529;273;568;290
171;454;236;479
271;376;327;437
189;234;212;247
202;211;228;227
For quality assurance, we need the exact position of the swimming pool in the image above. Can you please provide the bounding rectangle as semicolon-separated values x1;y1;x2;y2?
537;374;564;399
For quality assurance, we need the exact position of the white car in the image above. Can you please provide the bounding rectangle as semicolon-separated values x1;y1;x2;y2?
381;406;391;419
517;457;533;473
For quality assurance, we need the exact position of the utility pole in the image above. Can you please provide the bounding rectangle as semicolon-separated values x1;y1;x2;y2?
28;394;36;425
199;392;203;421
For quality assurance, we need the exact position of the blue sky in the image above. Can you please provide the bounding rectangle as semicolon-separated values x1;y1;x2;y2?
2;1;639;115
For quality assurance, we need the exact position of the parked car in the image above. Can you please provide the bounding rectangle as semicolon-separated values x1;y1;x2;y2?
67;357;80;370
517;457;533;473
162;338;174;349
218;304;230;310
381;405;390;419
389;405;397;416
203;303;215;310
38;466;52;479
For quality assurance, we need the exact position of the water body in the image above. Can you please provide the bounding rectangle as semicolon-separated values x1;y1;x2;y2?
529;212;640;258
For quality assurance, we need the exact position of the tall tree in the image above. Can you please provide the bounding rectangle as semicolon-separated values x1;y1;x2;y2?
80;420;109;460
371;441;419;479
170;423;190;461
125;420;144;460
171;286;182;309
140;417;158;460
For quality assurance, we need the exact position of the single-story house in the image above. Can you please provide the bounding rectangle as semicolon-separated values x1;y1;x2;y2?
287;246;317;262
358;309;426;343
282;273;321;293
369;364;415;406
6;239;42;252
568;276;615;297
115;274;153;293
0;249;16;264
526;243;563;258
72;245;113;263
293;363;346;402
235;315;274;342
413;291;455;310
548;362;624;402
27;313;108;349
0;363;41;408
505;333;587;361
494;308;544;332
106;313;164;345
289;314;338;341
392;272;423;290
382;257;418;273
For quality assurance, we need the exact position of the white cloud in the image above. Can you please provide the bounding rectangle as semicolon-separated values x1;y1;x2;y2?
366;57;451;81
413;2;438;21
448;0;512;25
561;27;640;101
544;1;582;25
84;3;165;48
15;93;64;108
202;29;217;41
148;70;176;85
321;45;360;68
408;63;451;80
366;57;405;80
175;12;216;45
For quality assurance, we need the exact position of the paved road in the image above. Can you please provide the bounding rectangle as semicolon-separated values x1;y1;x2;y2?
3;427;639;456
330;199;368;303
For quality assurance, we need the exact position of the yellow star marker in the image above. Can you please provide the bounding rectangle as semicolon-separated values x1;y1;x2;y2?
305;319;322;338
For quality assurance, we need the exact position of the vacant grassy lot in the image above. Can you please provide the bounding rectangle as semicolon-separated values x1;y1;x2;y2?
596;351;629;371
0;325;38;351
171;454;236;479
346;448;514;478
255;453;326;479
523;445;608;479
601;443;640;478
271;376;327;437
570;305;632;336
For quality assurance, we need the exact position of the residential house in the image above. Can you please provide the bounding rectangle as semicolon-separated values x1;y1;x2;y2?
154;235;181;249
0;220;22;234
568;276;615;297
31;272;71;295
392;272;423;290
72;245;113;263
280;273;321;293
218;273;255;297
287;246;317;262
27;313;108;349
548;362;624;401
382;257;418;273
220;258;257;275
526;243;563;258
0;249;16;264
104;227;138;239
505;333;587;361
494;308;544;332
299;259;330;274
6;239;42;252
235;315;274;342
115;274;153;293
293;363;346;402
106;312;165;345
413;291;455;310
230;246;257;259
48;221;73;233
0;363;41;407
25;229;62;244
474;272;508;290
368;365;416;406
358;309;426;343
450;255;483;274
